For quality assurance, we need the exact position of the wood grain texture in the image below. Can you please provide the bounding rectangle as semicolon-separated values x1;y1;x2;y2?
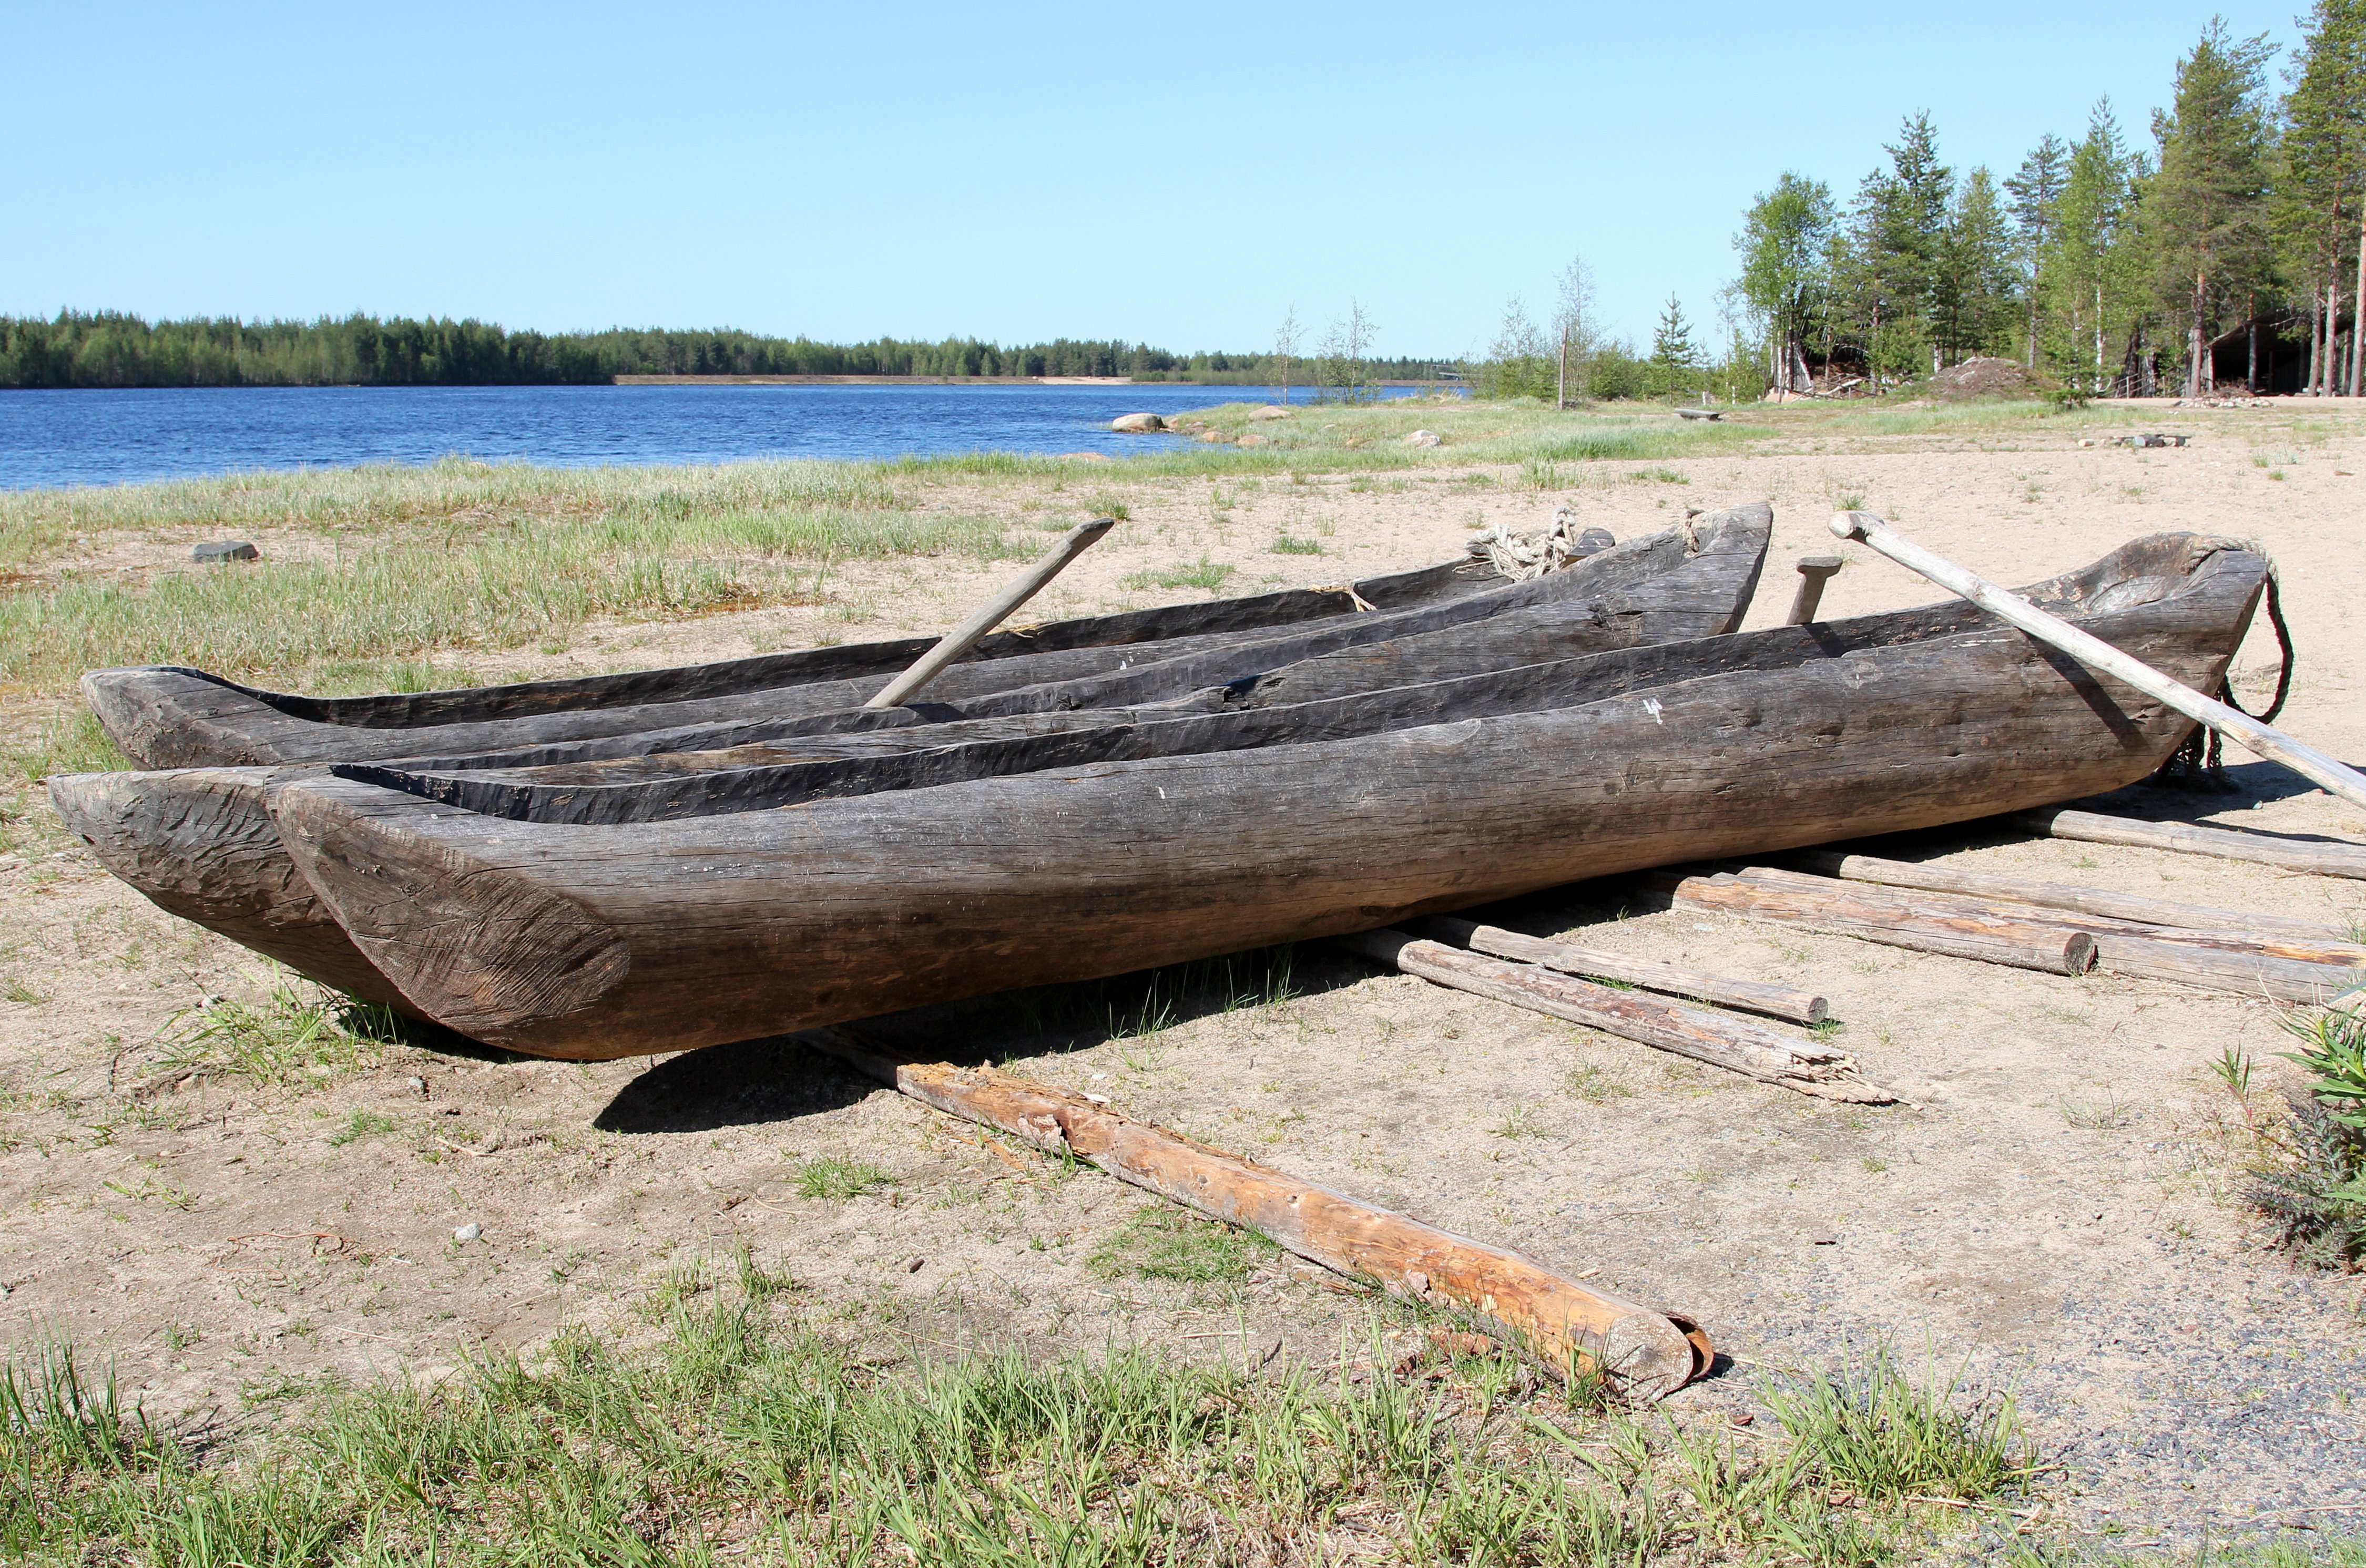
1788;850;2355;943
268;535;2264;1058
2011;807;2366;879
1672;873;2101;975
805;1029;1708;1400
1408;916;1828;1024
64;519;1770;991
81;555;1500;767
1338;930;1884;1100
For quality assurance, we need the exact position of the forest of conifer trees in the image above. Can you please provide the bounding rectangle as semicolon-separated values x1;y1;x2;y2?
1730;3;2366;400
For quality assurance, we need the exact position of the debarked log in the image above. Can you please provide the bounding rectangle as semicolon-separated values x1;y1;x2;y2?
1788;849;2353;944
1733;865;2363;1000
1668;873;2098;975
1338;929;1891;1102
1407;915;1828;1024
804;1028;1709;1400
2010;807;2366;880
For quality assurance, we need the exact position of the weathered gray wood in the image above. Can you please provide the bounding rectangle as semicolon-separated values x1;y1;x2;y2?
1786;555;1844;625
1340;930;1886;1101
81;553;1502;767
58;519;1774;1004
1735;864;2366;967
865;518;1114;709
1790;849;2355;944
1835;509;2366;811
2086;934;2360;1002
805;1027;1708;1399
1671;873;2100;975
1407;915;1828;1024
266;532;2262;1058
2010;807;2366;880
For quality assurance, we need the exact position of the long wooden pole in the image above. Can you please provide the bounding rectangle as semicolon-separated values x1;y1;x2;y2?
2012;806;2366;880
1830;510;2366;812
804;1027;1708;1400
1408;915;1828;1024
865;517;1117;709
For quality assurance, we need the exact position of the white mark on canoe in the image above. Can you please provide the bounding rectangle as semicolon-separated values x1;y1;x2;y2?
1643;698;1665;725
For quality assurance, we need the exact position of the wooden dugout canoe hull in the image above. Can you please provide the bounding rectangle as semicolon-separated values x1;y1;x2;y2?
78;555;1525;769
80;555;1500;769
52;515;1771;1000
269;533;2266;1060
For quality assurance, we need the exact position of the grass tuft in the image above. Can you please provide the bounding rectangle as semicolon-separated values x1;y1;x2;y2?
1088;1204;1280;1283
791;1154;892;1201
1120;555;1235;593
1763;1341;2033;1506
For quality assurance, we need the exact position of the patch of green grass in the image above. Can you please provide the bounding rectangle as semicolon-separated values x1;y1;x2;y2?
3;982;46;1006
151;980;401;1090
791;1154;891;1201
5;710;131;783
1269;534;1323;556
324;1110;399;1146
1625;466;1688;484
1490;1104;1549;1140
1763;1341;2034;1506
1119;554;1235;593
1088;1203;1279;1283
1080;493;1133;522
1563;1063;1635;1102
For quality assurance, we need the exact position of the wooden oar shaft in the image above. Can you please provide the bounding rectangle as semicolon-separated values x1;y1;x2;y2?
1830;510;2366;812
805;1027;1706;1400
865;517;1117;709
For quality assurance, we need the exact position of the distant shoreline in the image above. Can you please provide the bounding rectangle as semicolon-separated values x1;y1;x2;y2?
611;374;1450;388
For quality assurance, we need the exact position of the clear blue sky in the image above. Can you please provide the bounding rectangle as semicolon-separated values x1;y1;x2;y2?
3;2;2303;358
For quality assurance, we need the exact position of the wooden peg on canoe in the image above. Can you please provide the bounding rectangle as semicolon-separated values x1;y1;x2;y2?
1831;510;2366;814
1786;555;1844;625
865;516;1117;709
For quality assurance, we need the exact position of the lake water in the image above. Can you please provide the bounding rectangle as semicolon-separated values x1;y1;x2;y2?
0;383;1443;490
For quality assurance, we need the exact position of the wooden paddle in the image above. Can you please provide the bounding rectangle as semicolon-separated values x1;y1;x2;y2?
1830;510;2366;814
864;516;1117;709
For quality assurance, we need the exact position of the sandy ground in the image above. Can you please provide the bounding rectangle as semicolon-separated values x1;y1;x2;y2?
4;403;2365;1545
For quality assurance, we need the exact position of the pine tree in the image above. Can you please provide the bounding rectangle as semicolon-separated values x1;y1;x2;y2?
1937;167;2017;362
1857;113;1957;374
2047;102;2146;393
2145;19;2279;396
2282;0;2366;394
2006;134;2071;366
1650;294;1701;399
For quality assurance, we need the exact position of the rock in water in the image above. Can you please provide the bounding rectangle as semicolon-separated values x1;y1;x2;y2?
1403;429;1441;448
1110;412;1165;433
193;540;260;563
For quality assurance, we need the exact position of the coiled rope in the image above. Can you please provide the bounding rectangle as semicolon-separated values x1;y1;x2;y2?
2157;559;2294;782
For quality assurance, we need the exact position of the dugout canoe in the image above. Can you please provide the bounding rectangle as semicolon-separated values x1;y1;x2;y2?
262;531;2267;1059
51;511;1772;1006
80;551;1528;769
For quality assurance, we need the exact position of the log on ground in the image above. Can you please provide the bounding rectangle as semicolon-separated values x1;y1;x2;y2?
2012;807;2366;880
1666;873;2098;975
804;1027;1708;1401
1408;915;1827;1024
1339;929;1890;1102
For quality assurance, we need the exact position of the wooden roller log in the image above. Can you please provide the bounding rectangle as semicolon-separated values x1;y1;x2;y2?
1339;929;1891;1102
1737;865;2366;967
1408;915;1828;1024
1789;849;2354;944
1735;866;2362;999
1668;872;2098;976
2010;807;2366;881
804;1027;1709;1400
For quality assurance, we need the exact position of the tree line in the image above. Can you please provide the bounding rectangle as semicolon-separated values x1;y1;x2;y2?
1732;4;2366;398
0;312;1439;391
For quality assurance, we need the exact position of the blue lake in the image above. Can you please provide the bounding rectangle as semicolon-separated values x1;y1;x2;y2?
0;383;1442;490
